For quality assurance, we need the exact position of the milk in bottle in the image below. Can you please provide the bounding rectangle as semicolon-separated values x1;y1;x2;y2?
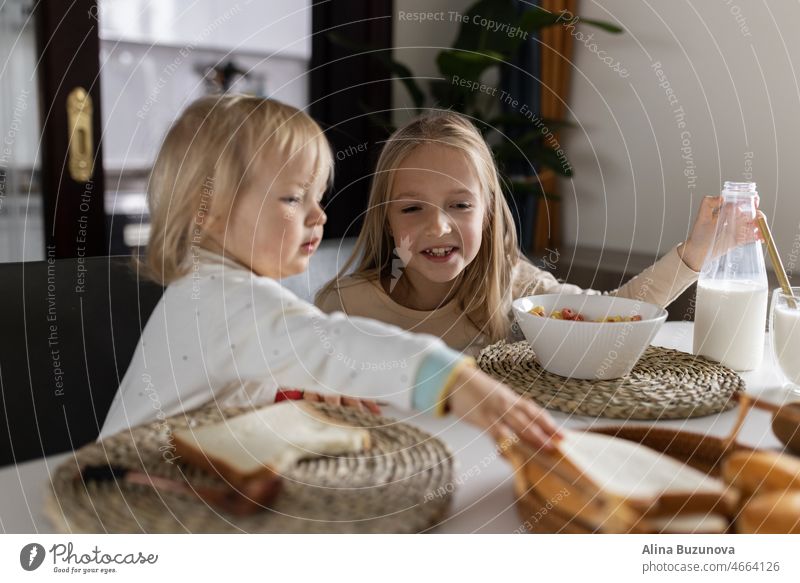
693;182;768;371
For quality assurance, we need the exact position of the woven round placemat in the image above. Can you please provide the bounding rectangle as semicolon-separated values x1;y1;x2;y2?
45;403;453;533
478;341;744;419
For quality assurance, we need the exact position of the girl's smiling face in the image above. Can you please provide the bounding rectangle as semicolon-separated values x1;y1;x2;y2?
207;151;328;279
387;143;486;294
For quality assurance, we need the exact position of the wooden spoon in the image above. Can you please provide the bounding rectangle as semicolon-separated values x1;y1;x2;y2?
757;215;798;309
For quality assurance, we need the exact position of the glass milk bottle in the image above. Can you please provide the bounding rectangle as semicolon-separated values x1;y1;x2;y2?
693;181;768;371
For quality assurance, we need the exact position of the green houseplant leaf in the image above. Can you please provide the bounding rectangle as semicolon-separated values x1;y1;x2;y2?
570;17;623;34
437;49;504;82
494;130;573;177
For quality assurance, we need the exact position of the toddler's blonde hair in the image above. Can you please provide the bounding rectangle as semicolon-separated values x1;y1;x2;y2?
142;94;333;284
318;110;522;342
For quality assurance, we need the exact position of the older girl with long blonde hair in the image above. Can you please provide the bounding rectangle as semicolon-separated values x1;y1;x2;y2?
317;111;728;355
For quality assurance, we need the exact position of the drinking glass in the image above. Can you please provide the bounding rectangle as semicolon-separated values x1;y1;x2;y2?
769;287;800;395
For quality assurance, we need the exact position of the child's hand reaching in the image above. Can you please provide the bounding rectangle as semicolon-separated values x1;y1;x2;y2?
304;391;382;414
444;365;562;451
678;195;765;271
275;389;382;414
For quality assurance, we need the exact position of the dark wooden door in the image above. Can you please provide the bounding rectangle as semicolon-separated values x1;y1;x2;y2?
310;0;393;239
36;0;107;258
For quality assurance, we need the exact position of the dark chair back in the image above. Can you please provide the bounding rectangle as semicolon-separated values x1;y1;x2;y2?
0;256;163;466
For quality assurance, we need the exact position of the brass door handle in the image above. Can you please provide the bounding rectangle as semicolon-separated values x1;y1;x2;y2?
66;87;94;182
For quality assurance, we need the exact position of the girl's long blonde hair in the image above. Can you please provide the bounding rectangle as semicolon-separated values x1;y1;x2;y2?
141;94;332;285
318;111;522;342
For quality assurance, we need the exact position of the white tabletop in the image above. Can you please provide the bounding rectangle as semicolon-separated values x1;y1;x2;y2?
1;322;795;534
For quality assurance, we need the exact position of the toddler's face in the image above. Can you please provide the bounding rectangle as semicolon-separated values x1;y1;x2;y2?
211;150;328;278
387;143;485;285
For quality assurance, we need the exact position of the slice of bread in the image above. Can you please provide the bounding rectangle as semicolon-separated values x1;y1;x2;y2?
555;430;736;519
507;428;737;532
558;430;729;502
173;402;370;487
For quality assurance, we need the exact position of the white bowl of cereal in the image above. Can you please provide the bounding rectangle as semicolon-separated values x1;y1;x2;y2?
512;294;668;380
